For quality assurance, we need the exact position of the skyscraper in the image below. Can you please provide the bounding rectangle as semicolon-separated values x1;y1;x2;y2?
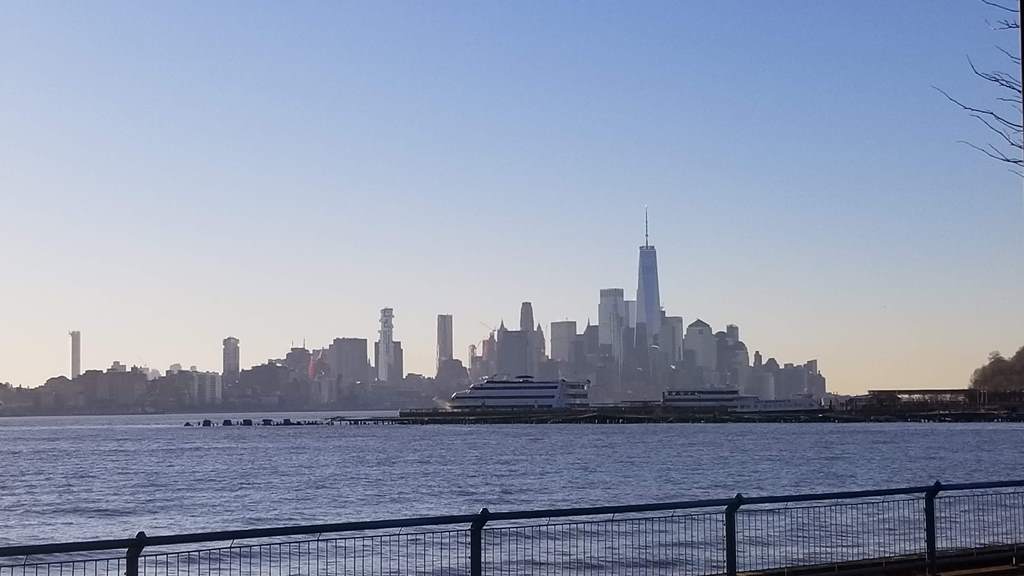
222;337;240;387
328;337;369;384
437;314;453;371
636;209;661;345
598;289;624;349
69;330;81;379
496;324;529;377
662;316;685;363
550;320;577;363
519;302;534;333
376;307;399;383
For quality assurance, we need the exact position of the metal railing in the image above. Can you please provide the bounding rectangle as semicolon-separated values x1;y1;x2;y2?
2;480;1023;576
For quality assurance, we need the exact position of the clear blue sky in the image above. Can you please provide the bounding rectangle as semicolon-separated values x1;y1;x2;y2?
1;1;1021;393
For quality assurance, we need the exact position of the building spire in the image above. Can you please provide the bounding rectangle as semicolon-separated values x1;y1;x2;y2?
644;205;649;247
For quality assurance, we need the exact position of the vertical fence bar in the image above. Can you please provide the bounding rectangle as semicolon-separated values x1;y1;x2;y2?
925;482;943;575
726;494;744;576
470;508;489;576
126;532;146;576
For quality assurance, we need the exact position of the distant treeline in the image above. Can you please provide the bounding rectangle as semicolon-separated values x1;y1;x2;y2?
972;347;1024;391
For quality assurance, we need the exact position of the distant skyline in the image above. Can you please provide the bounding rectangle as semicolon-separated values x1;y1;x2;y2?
1;2;1022;394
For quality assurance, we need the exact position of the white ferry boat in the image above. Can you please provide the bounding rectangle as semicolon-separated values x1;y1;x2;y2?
448;376;589;410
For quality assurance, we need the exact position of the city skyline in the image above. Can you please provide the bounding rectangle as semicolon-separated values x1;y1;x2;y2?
2;211;1017;395
2;2;1021;394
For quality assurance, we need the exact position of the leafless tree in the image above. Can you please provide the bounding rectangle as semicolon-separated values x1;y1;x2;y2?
937;0;1022;174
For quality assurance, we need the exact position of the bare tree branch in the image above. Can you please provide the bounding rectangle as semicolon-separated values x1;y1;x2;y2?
938;1;1022;172
981;0;1017;12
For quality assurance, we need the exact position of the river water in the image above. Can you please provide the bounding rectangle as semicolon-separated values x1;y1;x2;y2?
1;414;1022;546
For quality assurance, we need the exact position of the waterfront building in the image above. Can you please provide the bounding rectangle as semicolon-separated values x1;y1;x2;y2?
69;330;81;379
448;376;589;410
222;337;240;388
635;211;661;345
436;314;453;372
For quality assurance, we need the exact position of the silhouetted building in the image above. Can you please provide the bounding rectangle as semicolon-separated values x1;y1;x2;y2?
374;340;404;384
636;210;661;345
69;331;81;379
662;316;684;363
376;308;397;383
496;322;529;376
222;337;240;388
328;337;370;384
520;302;534;332
437;314;453;372
599;288;626;364
550;320;577;363
284;347;312;378
684;319;716;371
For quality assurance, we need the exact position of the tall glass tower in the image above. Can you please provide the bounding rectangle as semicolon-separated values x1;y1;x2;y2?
636;210;661;345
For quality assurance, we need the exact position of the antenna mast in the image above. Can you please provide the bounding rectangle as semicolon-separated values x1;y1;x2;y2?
644;206;649;247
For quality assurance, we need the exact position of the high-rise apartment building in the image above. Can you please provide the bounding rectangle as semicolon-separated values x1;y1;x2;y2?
437;314;453;371
69;330;81;379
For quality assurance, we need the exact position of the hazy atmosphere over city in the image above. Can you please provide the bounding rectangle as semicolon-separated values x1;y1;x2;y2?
2;1;1022;394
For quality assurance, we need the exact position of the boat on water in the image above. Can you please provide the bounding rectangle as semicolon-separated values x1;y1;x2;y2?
448;376;589;410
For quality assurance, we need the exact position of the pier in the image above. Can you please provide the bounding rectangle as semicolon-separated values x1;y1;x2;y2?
183;406;1024;428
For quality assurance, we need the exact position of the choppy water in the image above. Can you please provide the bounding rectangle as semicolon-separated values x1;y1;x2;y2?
1;415;1022;546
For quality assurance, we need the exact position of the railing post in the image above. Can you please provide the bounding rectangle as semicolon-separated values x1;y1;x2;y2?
126;531;146;576
471;508;489;576
925;481;942;575
726;494;743;576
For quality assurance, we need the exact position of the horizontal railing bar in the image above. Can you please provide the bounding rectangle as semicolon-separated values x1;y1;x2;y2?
0;514;480;558
938;479;1024;492
0;538;139;557
2;479;1022;559
742;486;934;505
485;498;739;521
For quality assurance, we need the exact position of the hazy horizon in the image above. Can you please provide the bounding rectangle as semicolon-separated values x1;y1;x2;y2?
2;1;1022;394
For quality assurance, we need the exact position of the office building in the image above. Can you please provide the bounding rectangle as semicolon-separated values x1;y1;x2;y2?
328;337;370;385
437;314;453;372
635;210;661;345
684;319;716;371
550;320;577;363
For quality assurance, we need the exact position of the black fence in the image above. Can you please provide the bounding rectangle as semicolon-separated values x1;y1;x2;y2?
2;480;1023;576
